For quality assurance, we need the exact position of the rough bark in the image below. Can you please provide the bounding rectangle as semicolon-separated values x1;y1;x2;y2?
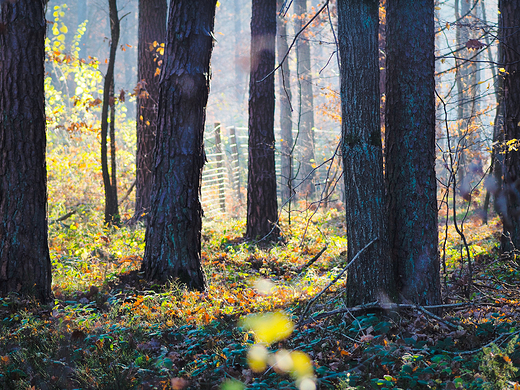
246;0;279;241
385;0;441;306
100;0;120;225
135;0;167;221
338;0;395;306
482;1;504;224
277;0;293;205
499;0;520;252
0;0;51;302
294;0;315;197
141;0;217;290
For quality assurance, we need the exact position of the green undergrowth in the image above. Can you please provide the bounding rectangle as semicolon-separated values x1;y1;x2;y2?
1;207;520;389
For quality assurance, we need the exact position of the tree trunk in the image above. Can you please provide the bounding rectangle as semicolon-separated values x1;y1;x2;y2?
338;0;395;306
385;0;441;306
294;0;315;197
277;0;293;206
246;0;279;241
499;0;520;253
0;0;51;302
234;0;247;126
101;0;120;226
455;0;479;198
135;0;167;222
482;1;504;224
141;0;217;290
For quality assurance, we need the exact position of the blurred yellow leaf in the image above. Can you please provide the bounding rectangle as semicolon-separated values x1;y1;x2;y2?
241;312;294;345
247;344;268;372
290;351;314;379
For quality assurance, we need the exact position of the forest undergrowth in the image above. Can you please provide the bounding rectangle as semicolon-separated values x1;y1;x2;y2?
1;187;520;389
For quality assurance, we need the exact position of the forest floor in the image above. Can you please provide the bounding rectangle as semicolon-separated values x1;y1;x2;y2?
1;204;520;390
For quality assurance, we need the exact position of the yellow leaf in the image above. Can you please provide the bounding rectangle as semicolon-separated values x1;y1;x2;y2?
290;350;314;378
499;67;506;73
241;312;294;345
247;344;268;372
60;25;68;34
435;6;441;10
154;68;161;77
217;1;221;6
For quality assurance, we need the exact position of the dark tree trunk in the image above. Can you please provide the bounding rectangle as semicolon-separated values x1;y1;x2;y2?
339;0;395;306
482;2;504;224
141;0;217;290
101;0;120;226
135;0;167;222
246;0;279;241
0;0;51;302
294;0;315;197
385;0;441;306
277;0;293;205
499;0;520;253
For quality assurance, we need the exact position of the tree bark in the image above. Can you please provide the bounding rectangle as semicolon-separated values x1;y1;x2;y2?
385;0;441;306
0;0;51;302
277;0;293;205
246;0;279;241
234;0;247;126
338;0;396;306
499;0;520;252
141;0;217;290
455;0;479;197
294;0;315;197
135;0;167;222
100;0;120;225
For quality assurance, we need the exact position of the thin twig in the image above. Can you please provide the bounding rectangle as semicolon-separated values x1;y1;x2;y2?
299;238;378;324
298;245;328;274
300;301;473;326
119;179;136;206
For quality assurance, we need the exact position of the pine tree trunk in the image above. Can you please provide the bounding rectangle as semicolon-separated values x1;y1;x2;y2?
277;0;293;205
294;0;315;197
499;0;520;252
246;0;279;241
135;0;167;221
455;0;479;196
385;0;441;306
0;0;51;302
338;0;395;306
101;0;120;225
141;0;217;290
